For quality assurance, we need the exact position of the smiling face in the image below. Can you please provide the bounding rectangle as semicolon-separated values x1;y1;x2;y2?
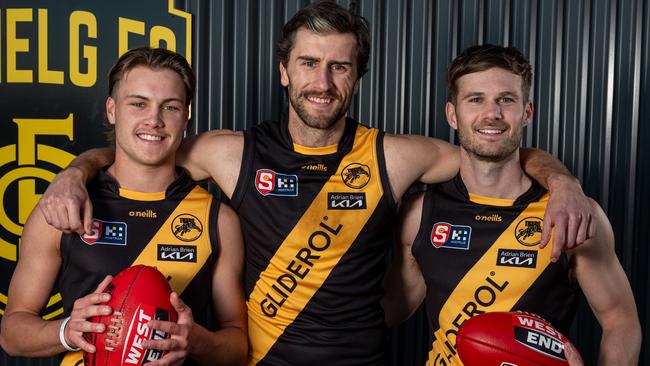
446;67;533;162
280;27;359;132
106;66;189;168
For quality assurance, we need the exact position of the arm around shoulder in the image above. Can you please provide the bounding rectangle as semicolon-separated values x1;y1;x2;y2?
383;134;459;201
38;147;114;234
571;200;641;365
177;131;244;198
520;148;596;257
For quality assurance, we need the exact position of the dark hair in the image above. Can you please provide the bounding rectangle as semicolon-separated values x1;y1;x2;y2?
105;47;195;142
447;44;532;103
276;0;371;78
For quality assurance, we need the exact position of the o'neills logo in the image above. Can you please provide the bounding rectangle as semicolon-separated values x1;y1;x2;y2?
129;209;157;218
474;214;502;222
301;163;328;172
259;218;343;317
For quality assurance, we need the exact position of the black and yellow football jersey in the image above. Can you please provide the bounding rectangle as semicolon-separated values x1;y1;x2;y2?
412;175;579;366
58;168;218;366
231;118;396;365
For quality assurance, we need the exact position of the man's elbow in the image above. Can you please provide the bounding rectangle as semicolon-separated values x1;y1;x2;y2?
231;331;249;366
600;314;642;362
0;331;24;357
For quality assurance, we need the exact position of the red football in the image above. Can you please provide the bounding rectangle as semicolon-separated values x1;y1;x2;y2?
84;265;178;366
456;312;577;366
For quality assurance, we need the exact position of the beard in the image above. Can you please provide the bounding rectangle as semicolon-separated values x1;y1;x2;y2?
457;120;523;162
288;87;349;130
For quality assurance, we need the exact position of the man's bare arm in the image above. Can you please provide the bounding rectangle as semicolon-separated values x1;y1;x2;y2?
571;201;641;365
520;148;595;261
0;209;112;355
177;131;244;198
383;134;459;202
188;203;247;365
382;193;427;326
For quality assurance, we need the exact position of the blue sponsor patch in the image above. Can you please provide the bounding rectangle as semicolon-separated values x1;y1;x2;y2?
430;222;472;250
80;219;127;246
255;169;298;196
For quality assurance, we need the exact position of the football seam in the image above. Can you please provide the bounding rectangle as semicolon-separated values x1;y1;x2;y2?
118;265;143;312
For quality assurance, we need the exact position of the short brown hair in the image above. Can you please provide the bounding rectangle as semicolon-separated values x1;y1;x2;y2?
276;0;371;78
447;44;532;103
105;47;195;143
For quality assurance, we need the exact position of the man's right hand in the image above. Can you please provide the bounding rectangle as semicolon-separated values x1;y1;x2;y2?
65;275;113;353
38;166;93;234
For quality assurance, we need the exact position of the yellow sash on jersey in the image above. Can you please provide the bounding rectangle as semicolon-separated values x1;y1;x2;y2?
60;186;214;365
247;126;383;365
130;186;214;294
427;195;551;366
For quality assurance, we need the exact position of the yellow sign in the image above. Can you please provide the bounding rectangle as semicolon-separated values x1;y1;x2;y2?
0;0;192;321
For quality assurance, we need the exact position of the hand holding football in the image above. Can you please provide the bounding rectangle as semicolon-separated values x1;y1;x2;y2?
83;265;177;366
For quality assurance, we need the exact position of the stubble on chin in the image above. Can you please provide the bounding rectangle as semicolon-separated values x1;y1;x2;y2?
290;93;346;130
457;127;522;162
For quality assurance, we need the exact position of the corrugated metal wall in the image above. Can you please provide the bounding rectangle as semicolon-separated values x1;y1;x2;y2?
1;0;647;364
184;0;649;365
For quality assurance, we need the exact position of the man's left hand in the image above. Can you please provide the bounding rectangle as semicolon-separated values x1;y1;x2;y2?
143;292;193;366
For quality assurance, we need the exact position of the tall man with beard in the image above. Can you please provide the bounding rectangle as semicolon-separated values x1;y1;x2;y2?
38;2;595;365
382;44;641;366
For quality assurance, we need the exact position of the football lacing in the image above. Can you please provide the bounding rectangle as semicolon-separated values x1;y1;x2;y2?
104;311;123;352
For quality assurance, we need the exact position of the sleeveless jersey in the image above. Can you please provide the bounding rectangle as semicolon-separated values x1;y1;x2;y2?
231;118;396;365
412;175;579;366
58;168;218;366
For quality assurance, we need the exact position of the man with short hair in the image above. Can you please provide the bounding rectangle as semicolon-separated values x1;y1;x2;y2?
382;44;641;365
38;2;594;365
0;47;248;366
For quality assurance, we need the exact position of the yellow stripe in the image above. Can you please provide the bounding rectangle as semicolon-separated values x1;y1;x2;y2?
293;143;338;155
247;126;381;364
42;307;63;320
131;186;213;294
426;194;551;366
119;188;166;201
46;292;62;307
468;193;515;207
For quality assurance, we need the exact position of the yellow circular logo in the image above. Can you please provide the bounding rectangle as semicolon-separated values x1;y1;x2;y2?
341;163;371;189
514;217;544;246
171;214;203;242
